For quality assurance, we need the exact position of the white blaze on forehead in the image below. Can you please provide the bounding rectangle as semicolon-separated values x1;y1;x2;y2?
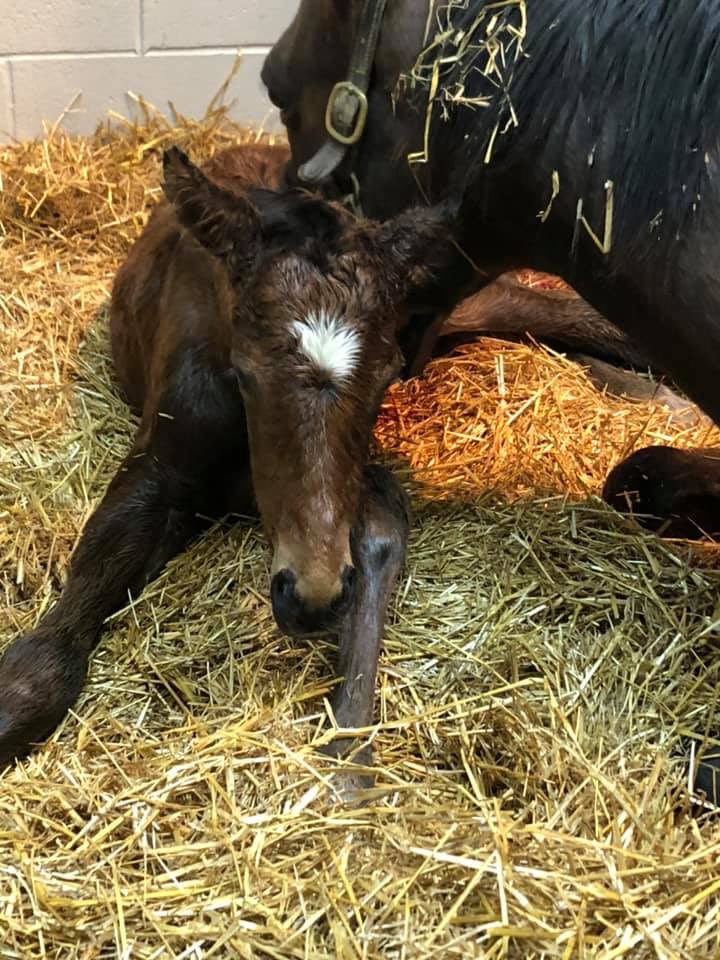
292;310;361;383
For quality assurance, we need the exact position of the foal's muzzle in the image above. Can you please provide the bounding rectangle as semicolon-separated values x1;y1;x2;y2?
271;566;356;636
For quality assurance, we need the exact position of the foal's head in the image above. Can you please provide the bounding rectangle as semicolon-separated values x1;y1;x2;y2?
162;147;457;634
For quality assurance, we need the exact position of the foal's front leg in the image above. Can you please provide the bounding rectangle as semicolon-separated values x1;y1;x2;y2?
0;451;210;764
0;361;250;765
322;465;410;792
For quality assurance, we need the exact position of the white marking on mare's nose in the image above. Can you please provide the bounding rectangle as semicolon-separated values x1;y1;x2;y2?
292;310;361;383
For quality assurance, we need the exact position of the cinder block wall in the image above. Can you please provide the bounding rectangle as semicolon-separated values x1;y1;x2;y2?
0;0;296;141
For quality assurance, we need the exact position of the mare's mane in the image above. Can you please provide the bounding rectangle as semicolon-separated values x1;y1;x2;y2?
403;0;720;258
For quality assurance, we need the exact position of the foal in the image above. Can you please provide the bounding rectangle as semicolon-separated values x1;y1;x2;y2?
0;142;458;767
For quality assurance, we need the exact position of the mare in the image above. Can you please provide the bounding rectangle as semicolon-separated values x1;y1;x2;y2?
262;0;720;800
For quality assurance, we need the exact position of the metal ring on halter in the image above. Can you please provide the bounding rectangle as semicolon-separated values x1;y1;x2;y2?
325;82;369;146
298;0;388;184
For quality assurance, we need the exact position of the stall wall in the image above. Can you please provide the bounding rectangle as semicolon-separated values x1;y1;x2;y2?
0;0;295;140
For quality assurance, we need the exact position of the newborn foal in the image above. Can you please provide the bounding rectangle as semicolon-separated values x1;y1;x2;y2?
0;141;455;769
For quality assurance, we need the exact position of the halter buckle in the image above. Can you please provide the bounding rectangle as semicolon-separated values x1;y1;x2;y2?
325;81;369;146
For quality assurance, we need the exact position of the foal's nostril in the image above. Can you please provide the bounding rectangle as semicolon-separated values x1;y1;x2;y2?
272;569;296;601
271;569;300;636
270;566;356;637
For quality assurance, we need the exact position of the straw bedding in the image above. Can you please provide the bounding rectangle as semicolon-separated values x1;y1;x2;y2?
2;108;720;958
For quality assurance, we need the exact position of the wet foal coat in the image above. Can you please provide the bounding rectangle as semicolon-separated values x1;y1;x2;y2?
0;141;458;770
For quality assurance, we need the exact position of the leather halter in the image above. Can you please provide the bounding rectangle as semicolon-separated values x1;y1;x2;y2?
298;0;388;186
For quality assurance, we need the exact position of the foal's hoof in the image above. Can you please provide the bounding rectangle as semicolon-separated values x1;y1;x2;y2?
329;768;375;806
0;630;87;766
320;738;375;806
603;446;720;539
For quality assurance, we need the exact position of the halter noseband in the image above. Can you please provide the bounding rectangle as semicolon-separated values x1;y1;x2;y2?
297;0;388;188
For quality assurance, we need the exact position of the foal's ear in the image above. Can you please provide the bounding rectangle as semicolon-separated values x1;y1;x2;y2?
378;203;463;312
162;147;260;279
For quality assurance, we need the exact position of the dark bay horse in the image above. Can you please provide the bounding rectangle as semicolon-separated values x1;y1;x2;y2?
262;0;720;525
262;0;720;800
0;142;454;769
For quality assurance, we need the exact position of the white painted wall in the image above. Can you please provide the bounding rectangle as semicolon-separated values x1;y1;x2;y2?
0;0;297;141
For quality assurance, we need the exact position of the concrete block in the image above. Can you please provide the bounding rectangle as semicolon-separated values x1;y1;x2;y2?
144;0;296;50
0;0;138;56
11;51;283;140
0;60;13;139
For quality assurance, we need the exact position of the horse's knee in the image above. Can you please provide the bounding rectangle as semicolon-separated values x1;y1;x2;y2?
0;629;89;765
603;446;720;539
353;465;410;571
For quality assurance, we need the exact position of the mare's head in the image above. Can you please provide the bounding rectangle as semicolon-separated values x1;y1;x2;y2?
261;0;427;218
162;147;456;634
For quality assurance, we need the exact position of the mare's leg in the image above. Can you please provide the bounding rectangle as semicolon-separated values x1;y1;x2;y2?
594;237;720;805
605;448;720;806
603;447;720;541
0;342;251;765
423;276;704;419
435;277;707;419
322;465;410;797
439;274;654;369
606;449;720;801
572;355;707;427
